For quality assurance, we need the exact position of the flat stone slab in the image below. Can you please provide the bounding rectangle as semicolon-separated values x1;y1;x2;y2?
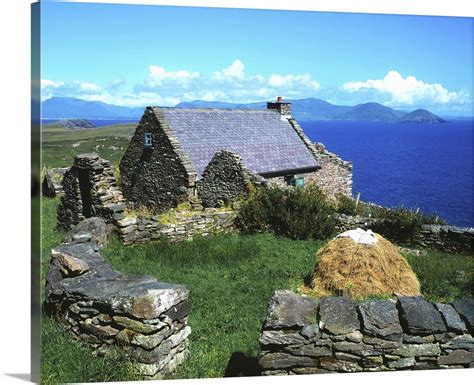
64;217;109;248
264;290;319;330
398;297;447;335
319;297;360;335
435;303;468;334
359;299;402;338
260;352;318;369
260;330;307;346
451;298;474;333
392;343;441;357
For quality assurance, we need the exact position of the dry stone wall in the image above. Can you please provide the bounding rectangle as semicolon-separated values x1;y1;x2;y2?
335;214;474;254
307;143;353;199
44;217;192;379
42;167;68;197
57;154;125;230
115;207;237;245
197;149;266;208
259;290;474;375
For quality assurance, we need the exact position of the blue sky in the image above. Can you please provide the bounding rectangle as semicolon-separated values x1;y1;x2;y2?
40;2;473;115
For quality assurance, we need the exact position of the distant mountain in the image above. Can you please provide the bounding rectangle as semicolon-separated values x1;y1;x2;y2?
340;102;406;122
398;109;445;123
176;98;352;121
42;97;144;119
42;96;451;123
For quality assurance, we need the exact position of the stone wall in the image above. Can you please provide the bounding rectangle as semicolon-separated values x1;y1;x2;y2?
197;149;266;208
306;143;353;199
42;167;68;197
114;207;237;245
286;119;352;199
119;107;197;212
57;154;125;230
335;214;474;254
45;217;192;379
259;290;473;375
263;142;352;200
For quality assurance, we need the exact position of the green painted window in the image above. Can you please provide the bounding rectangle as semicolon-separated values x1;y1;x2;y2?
295;176;305;188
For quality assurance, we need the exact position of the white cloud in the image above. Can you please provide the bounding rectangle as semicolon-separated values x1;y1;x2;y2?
77;81;101;92
135;59;322;104
343;70;470;107
213;59;245;80
147;65;200;87
41;79;64;89
268;73;320;90
42;60;323;106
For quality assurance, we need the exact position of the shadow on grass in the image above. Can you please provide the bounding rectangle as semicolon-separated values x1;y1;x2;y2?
224;352;262;377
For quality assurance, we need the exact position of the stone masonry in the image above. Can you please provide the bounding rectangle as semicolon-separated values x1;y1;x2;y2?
57;153;126;229
119;107;197;213
307;143;353;199
42;167;68;198
45;217;192;379
115;207;237;245
259;290;474;375
197;149;267;208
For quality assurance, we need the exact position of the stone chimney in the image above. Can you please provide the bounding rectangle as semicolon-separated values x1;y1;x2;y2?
267;96;292;119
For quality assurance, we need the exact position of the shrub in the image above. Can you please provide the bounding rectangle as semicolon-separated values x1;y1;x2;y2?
334;194;446;244
334;194;362;216
236;183;335;240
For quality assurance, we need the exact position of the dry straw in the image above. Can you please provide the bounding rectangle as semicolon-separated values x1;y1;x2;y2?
309;233;421;299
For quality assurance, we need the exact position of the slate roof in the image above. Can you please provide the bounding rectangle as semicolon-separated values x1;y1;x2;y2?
157;107;320;178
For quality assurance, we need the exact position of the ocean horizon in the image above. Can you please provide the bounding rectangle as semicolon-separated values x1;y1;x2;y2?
302;120;473;228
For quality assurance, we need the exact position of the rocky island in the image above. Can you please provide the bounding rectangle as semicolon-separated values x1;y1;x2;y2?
398;109;446;123
57;118;96;129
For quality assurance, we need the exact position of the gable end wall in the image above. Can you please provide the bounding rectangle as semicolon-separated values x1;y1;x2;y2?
119;108;197;212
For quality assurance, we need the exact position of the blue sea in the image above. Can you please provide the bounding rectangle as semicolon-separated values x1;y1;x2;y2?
301;120;473;228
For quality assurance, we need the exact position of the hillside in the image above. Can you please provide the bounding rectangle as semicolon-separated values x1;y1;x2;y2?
42;96;448;123
398;109;445;123
340;102;406;122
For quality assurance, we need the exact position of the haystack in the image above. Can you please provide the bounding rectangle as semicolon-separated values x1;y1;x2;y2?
309;228;421;298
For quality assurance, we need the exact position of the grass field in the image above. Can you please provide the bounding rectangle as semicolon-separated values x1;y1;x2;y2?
42;123;136;168
40;197;473;383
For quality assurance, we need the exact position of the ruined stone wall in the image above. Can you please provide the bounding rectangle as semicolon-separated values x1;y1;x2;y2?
57;154;125;230
42;167;68;197
197;149;266;208
305;143;352;199
115;207;237;245
335;214;474;254
259;290;473;375
45;217;192;379
286;119;353;199
119;108;196;212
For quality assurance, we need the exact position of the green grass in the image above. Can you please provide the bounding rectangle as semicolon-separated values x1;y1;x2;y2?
41;317;141;384
40;196;473;383
404;250;473;303
103;233;322;379
42;123;136;168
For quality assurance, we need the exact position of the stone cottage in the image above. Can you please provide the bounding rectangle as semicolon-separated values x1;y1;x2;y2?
119;97;352;211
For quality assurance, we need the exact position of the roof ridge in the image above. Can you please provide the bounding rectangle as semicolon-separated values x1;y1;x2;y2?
150;106;275;113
